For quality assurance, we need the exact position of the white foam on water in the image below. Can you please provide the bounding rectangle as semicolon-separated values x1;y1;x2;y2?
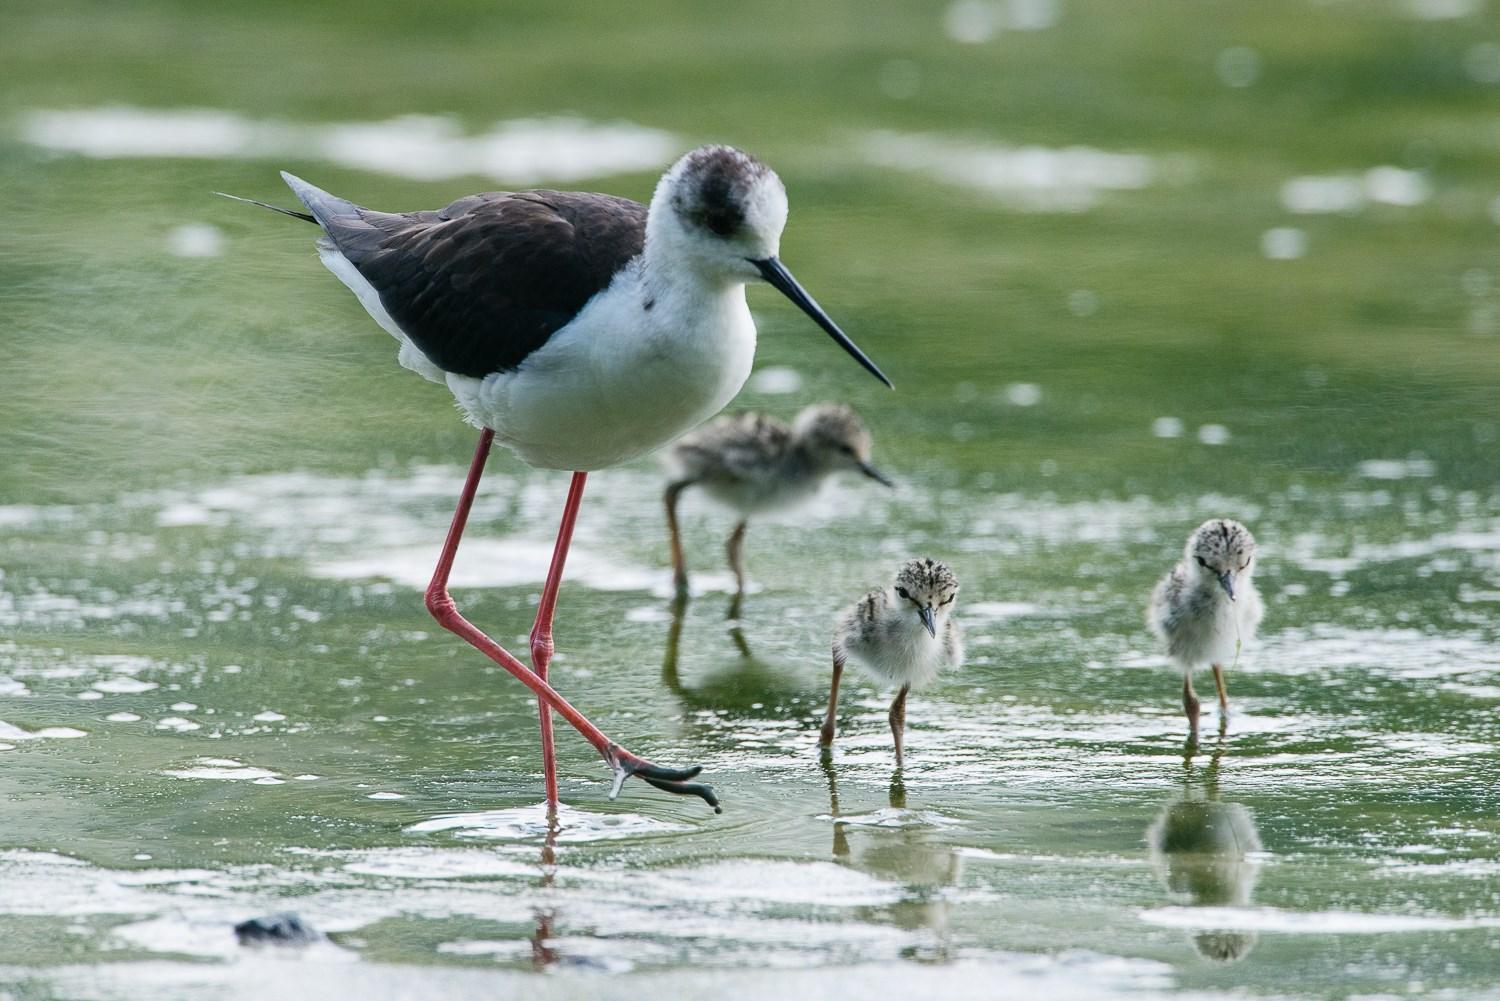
1138;905;1500;934
942;0;1061;43
0;721;87;741
746;365;805;395
20;106;679;184
342;848;533;881
1284;520;1500;574
859;131;1162;212
962;601;1047;620
0;676;31;696
1401;0;1484;19
1356;457;1436;480
1260;227;1306;260
1004;382;1043;407
1196;424;1230;445
164;222;225;259
162;757;275;781
407;803;690;843
631;860;903;908
93;676;158;694
1152;417;1184;439
1281;167;1430;214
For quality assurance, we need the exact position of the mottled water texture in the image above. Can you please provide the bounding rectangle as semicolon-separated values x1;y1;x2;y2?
4;0;1500;998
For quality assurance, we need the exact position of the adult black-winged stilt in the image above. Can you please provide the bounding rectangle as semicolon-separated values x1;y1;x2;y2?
224;145;890;813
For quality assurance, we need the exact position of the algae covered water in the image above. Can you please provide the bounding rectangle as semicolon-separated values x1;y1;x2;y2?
3;1;1500;997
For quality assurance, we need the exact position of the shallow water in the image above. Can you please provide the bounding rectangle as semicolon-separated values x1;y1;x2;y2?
4;1;1500;998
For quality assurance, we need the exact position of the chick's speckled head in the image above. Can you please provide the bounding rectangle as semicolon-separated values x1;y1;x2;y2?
1186;519;1256;577
893;558;959;611
794;403;873;461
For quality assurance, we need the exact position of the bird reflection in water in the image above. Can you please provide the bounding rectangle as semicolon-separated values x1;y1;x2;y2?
1146;747;1262;963
821;756;962;962
661;593;800;713
529;815;562;970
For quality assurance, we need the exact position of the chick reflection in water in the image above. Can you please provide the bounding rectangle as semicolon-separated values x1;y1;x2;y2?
660;594;804;714
1145;763;1263;963
823;759;962;961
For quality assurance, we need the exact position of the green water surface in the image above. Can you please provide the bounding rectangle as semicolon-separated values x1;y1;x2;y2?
2;1;1499;998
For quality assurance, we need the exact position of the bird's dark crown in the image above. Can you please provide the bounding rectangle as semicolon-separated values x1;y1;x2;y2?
669;145;772;238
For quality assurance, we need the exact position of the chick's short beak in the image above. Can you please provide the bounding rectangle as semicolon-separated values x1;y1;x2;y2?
857;460;895;488
918;605;937;637
1217;571;1236;601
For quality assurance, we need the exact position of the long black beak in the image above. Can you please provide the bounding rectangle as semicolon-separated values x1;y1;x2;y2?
752;257;892;389
1216;571;1236;601
857;460;894;488
918;605;937;638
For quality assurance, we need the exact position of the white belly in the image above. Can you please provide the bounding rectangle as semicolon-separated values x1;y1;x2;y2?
321;248;758;471
847;622;948;690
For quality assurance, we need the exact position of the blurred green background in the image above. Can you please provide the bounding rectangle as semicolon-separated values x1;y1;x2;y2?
2;1;1499;998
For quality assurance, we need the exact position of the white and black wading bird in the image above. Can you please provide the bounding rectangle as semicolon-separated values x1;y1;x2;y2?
1148;519;1263;742
224;144;891;813
821;559;963;766
663;403;891;602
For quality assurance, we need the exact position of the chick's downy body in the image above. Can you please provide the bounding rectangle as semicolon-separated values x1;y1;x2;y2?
664;403;890;599
1148;519;1263;738
822;558;963;766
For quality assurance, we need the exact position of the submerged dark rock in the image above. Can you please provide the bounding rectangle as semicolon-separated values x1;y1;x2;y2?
234;911;322;947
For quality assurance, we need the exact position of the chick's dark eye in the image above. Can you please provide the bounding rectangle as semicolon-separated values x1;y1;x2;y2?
940;594;955;606
1195;556;1208;568
895;586;909;599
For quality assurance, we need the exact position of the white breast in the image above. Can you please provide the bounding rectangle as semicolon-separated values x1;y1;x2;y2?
847;619;948;690
320;248;759;471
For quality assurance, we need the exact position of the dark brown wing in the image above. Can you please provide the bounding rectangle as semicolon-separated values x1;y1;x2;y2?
313;187;647;378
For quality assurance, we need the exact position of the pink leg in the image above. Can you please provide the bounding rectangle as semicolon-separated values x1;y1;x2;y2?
425;431;719;811
529;471;587;812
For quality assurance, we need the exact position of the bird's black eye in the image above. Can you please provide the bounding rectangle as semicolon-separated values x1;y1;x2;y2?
940;594;955;606
895;586;910;599
838;444;856;456
1195;556;1209;568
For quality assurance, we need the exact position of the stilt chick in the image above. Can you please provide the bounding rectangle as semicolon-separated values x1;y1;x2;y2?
1148;519;1263;742
821;558;963;766
664;404;892;599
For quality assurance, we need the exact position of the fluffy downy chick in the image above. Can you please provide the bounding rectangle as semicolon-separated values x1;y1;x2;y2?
821;558;963;766
1148;519;1263;741
664;403;891;600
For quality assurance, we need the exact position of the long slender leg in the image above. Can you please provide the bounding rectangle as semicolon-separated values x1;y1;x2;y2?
427;432;719;811
1182;673;1201;744
726;520;749;599
820;645;846;748
1211;663;1229;714
889;683;910;768
528;471;587;812
664;481;692;595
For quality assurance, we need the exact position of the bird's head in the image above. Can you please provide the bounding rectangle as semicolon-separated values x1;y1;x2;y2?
648;145;891;388
1185;519;1256;601
792;403;891;487
892;558;959;637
